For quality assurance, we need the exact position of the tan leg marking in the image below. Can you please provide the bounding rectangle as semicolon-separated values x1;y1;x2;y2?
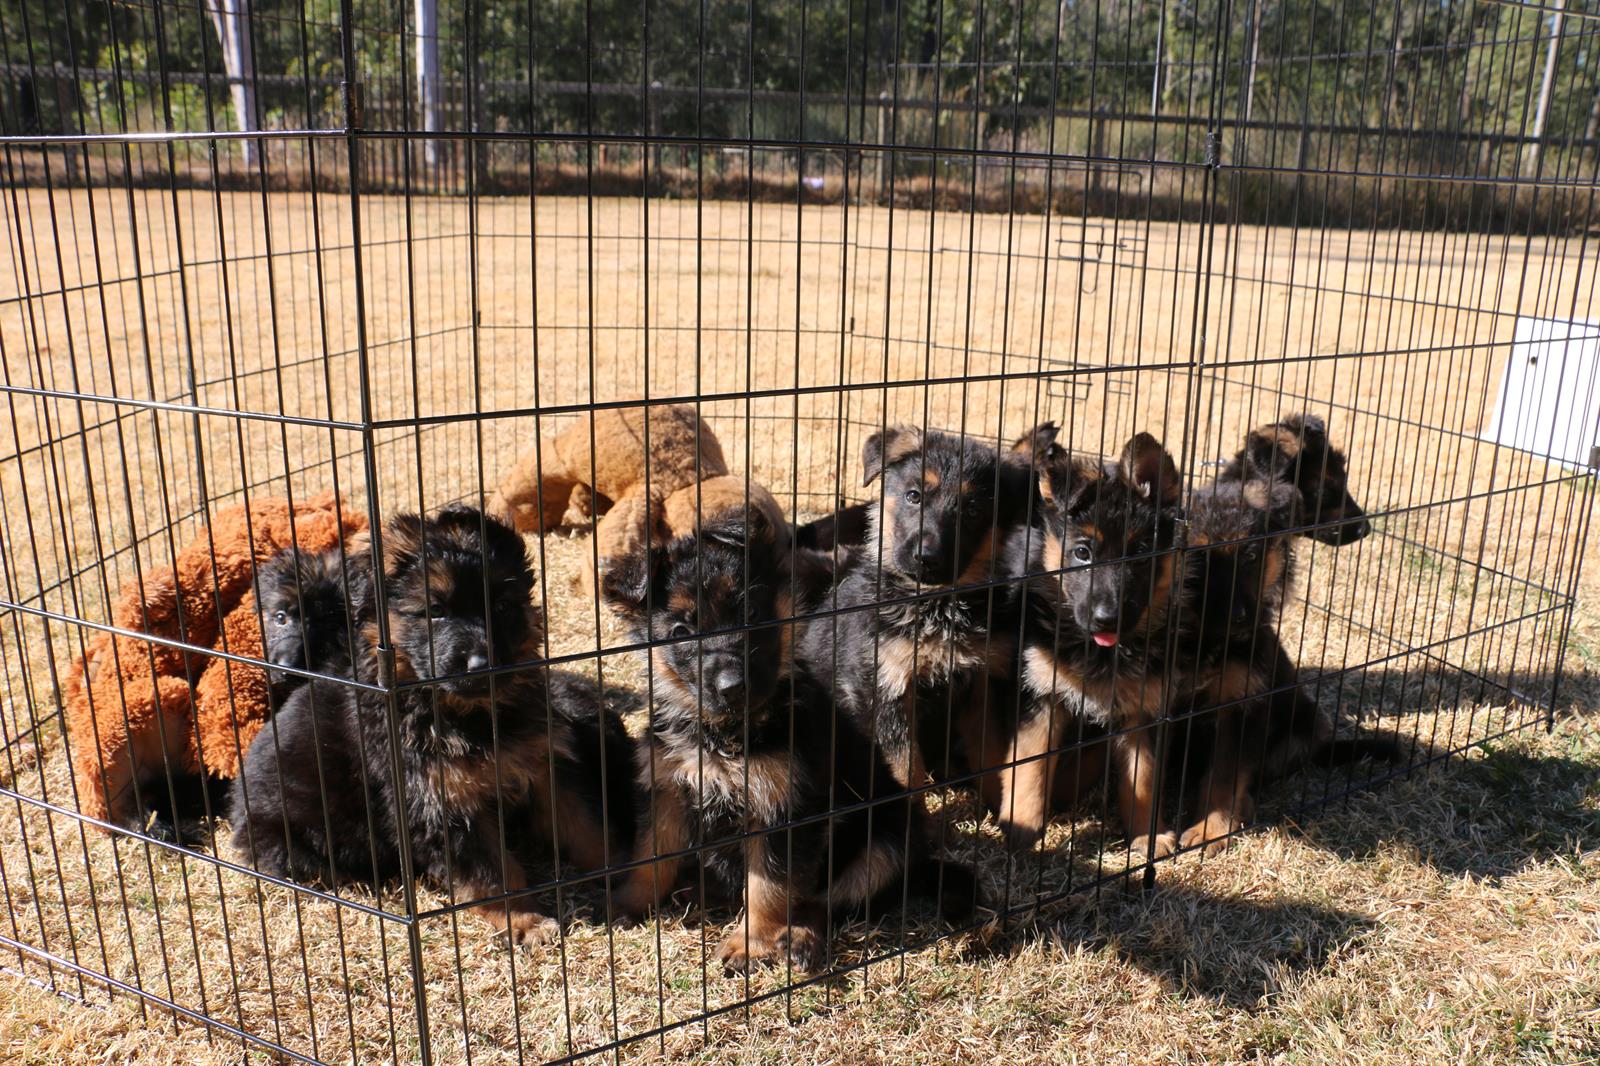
1180;708;1256;855
617;776;691;917
1116;727;1175;859
714;853;823;975
997;707;1058;850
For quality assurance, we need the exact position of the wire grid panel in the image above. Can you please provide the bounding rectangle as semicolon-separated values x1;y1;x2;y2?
3;0;1600;1060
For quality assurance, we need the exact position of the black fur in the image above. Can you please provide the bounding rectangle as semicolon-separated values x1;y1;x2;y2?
798;427;1032;796
793;500;872;554
1181;476;1299;652
1169;465;1399;852
997;432;1185;851
1218;413;1371;545
231;506;635;942
256;545;363;690
604;507;973;973
786;419;1062;556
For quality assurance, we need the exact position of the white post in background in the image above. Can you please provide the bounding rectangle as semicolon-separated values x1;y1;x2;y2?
416;0;442;167
1526;0;1566;175
208;0;258;167
1242;0;1263;124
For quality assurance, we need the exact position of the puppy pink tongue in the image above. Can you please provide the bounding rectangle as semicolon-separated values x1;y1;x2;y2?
1092;631;1119;648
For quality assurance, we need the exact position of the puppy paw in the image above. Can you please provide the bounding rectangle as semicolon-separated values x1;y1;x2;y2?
713;929;766;975
1000;819;1045;852
770;924;824;973
714;923;823;975
1180;816;1242;855
1127;831;1178;860
503;911;561;947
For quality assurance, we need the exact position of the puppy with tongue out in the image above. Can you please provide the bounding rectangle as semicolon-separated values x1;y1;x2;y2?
998;429;1185;856
1043;433;1182;660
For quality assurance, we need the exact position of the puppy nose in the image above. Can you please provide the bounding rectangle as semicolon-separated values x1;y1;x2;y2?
715;672;746;708
465;648;490;673
915;534;942;566
1091;606;1119;630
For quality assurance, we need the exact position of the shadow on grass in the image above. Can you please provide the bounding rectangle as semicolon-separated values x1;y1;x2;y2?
1284;733;1600;880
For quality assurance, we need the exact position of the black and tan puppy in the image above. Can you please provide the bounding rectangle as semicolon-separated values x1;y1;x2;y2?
799;427;1031;799
1172;476;1400;853
1170;475;1302;851
1217;413;1371;545
231;507;634;943
1001;432;1184;855
791;422;1069;554
603;507;970;973
256;545;364;690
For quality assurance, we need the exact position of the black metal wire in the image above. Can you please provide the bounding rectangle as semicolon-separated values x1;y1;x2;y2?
1;0;1596;1060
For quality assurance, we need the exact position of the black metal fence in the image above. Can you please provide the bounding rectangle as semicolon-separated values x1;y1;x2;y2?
1;0;1597;1060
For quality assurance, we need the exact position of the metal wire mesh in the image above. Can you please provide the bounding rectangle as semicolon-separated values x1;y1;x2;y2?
1;0;1598;1060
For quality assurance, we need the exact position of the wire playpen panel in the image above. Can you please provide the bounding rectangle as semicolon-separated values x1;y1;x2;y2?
2;0;1598;1060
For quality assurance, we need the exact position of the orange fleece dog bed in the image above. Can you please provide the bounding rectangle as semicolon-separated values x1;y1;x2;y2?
64;492;366;830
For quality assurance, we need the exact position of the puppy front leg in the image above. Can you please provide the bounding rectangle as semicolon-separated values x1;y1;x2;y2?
956;681;1006;816
1115;725;1175;859
715;833;823;975
1181;705;1260;855
458;820;559;946
995;704;1059;850
876;695;929;794
617;775;690;917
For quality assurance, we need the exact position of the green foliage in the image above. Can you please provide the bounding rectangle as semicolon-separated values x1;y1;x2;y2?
2;0;1595;201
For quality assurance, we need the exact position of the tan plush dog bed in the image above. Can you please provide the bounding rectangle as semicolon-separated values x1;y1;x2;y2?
489;404;728;535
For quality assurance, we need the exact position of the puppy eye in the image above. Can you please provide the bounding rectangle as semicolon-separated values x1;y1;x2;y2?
963;496;986;516
1243;546;1260;562
1072;543;1093;563
669;622;693;641
273;610;289;625
904;488;922;506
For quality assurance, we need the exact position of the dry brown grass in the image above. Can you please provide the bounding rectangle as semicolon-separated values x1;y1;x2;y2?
3;189;1598;1062
4;707;1597;1064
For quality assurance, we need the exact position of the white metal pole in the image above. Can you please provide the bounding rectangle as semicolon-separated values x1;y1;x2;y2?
416;0;442;167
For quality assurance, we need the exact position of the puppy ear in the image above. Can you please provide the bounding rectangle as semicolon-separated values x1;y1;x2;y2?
1038;456;1103;512
379;512;425;577
1241;478;1299;524
1117;433;1182;507
599;546;660;619
1245;426;1298;481
255;550;292;600
787;546;838;610
1010;421;1062;464
701;511;751;549
1279;412;1327;443
862;425;921;486
993;459;1034;526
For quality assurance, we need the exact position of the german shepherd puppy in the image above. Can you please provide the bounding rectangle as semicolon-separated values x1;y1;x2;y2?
790;422;1067;554
256;545;363;690
603;506;971;973
232;507;634;943
1171;475;1302;851
1000;432;1184;855
798;427;1031;798
1173;465;1399;853
1217;413;1371;545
